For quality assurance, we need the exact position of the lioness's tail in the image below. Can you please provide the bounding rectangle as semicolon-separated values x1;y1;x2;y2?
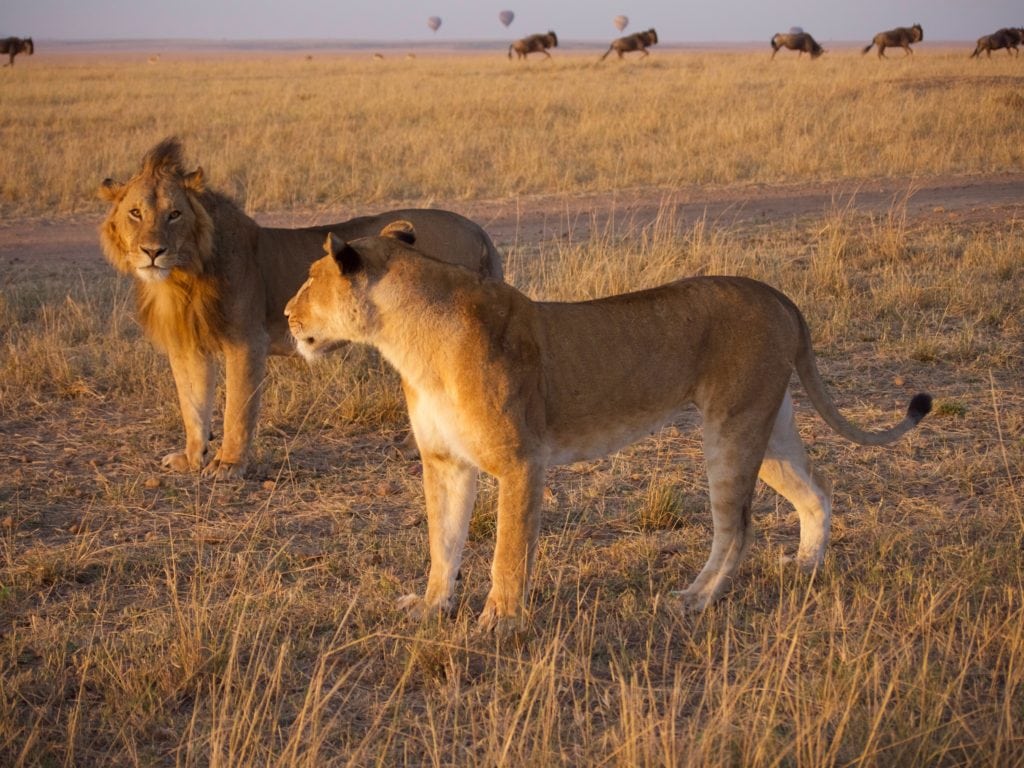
791;306;931;445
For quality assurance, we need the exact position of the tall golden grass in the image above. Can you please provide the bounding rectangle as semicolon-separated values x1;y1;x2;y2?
0;50;1022;766
1;49;1023;216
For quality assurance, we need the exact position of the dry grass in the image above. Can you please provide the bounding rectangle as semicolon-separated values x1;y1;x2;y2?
1;50;1023;766
1;49;1023;216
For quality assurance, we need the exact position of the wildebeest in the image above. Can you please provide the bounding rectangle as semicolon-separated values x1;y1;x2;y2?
1;36;33;67
599;28;658;61
770;31;825;59
862;24;923;58
508;31;558;60
971;28;1023;58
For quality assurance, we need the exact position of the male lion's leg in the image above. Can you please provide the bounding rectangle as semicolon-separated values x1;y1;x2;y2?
206;340;268;480
478;462;545;632
164;345;216;473
398;452;478;620
678;410;774;611
757;391;832;571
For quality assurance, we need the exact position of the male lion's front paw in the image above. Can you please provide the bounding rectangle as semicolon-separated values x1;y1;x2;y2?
202;457;247;480
396;594;451;622
162;451;198;473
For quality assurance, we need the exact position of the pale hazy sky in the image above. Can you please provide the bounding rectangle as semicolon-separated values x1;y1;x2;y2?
2;1;1019;42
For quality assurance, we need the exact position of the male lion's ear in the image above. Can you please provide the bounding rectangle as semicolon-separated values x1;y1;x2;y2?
97;178;124;202
183;167;205;193
380;220;417;245
326;232;363;275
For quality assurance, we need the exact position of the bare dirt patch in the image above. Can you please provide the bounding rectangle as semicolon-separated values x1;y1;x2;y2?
3;173;1023;271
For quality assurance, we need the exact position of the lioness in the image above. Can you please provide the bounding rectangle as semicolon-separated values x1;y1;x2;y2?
99;138;503;479
285;222;931;631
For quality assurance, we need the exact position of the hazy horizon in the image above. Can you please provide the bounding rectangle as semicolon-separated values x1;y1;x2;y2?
3;1;1020;43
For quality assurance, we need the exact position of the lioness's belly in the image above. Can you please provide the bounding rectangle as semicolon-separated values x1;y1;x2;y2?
544;410;684;465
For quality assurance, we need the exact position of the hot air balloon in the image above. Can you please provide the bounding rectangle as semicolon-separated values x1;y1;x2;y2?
613;15;629;32
427;16;442;33
499;10;515;28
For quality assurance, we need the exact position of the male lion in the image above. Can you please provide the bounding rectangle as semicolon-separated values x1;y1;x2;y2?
284;222;931;631
99;138;503;479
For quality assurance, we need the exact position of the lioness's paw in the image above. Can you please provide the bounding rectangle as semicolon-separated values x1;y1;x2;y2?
670;587;715;615
779;552;823;574
476;600;525;636
162;451;196;473
396;594;450;621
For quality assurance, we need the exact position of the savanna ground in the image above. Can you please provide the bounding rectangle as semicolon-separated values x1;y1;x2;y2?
1;46;1023;766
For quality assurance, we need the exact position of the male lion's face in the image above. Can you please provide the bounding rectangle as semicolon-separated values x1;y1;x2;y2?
98;167;213;284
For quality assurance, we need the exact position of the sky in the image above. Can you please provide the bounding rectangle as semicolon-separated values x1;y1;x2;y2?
2;1;1019;43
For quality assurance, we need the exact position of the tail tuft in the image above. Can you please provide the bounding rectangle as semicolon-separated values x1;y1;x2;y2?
907;393;933;423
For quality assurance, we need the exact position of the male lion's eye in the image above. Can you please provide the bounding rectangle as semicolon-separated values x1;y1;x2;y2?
128;208;142;220
168;210;181;221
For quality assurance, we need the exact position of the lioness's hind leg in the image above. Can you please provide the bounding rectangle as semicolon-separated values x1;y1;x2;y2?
758;392;832;571
678;419;767;612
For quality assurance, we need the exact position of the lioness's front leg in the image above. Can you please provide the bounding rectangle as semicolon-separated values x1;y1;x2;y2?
163;343;216;473
478;462;545;632
204;338;267;480
398;450;478;619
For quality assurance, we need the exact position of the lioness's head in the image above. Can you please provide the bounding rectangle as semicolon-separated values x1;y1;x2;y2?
98;137;214;284
285;221;417;361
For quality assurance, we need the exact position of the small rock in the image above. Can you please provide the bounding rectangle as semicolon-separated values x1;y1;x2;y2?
143;477;162;489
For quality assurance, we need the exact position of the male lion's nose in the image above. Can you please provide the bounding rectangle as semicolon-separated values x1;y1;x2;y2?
140;245;167;262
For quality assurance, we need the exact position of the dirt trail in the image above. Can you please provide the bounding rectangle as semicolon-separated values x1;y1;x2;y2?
2;173;1022;269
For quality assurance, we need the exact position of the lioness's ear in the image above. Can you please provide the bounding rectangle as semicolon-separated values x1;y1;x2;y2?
97;178;124;202
183;167;205;193
380;220;416;245
326;232;363;275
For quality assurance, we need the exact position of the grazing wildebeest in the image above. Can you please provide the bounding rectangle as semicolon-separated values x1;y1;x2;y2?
599;28;659;61
1;36;33;67
770;31;825;59
508;31;559;60
862;24;923;58
971;28;1023;57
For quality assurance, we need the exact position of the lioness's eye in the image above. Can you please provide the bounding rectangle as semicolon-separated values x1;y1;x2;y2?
128;208;142;220
168;210;181;221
